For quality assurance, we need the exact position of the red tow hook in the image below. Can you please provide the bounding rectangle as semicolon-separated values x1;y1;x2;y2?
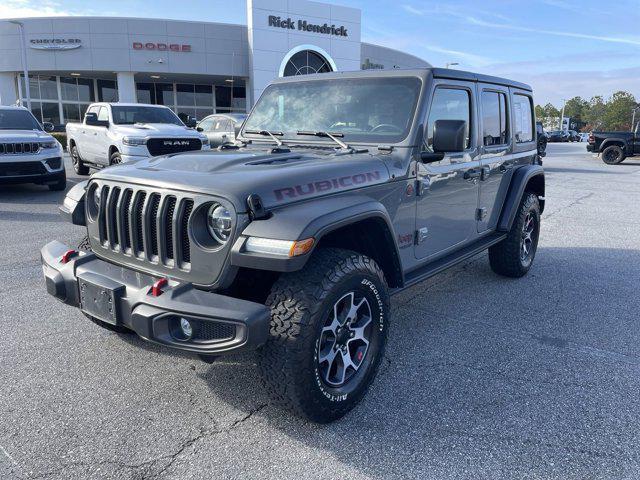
150;278;168;297
60;249;78;264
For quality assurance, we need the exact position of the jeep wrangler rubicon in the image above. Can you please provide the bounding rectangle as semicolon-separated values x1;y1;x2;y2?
41;69;544;423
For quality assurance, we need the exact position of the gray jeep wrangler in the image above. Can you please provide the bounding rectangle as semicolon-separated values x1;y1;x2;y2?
41;68;544;423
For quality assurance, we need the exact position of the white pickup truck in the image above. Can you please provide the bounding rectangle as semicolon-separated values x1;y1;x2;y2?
0;106;66;191
66;103;210;175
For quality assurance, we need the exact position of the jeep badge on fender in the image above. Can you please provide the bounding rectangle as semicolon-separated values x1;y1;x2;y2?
43;68;544;423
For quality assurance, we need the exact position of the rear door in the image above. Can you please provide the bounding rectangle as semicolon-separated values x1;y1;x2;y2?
94;106;111;165
414;80;482;260
477;85;512;232
77;105;99;160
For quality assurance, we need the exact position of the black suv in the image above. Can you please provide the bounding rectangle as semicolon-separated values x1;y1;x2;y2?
42;69;545;423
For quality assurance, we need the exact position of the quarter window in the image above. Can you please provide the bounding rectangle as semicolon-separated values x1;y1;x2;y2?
513;94;534;143
481;91;508;146
425;87;471;151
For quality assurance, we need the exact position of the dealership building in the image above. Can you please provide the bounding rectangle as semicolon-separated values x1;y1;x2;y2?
0;0;429;129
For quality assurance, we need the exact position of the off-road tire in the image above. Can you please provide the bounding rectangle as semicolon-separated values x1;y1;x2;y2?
71;145;90;175
109;151;123;166
257;248;390;423
77;235;92;252
601;145;625;165
489;193;540;278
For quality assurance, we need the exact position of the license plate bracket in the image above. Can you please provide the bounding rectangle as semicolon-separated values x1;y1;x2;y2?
78;272;125;325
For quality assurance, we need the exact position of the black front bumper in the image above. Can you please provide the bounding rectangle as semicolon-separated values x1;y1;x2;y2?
0;158;64;185
41;241;271;355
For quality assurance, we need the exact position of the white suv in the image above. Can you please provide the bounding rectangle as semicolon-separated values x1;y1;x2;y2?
0;106;65;191
66;103;210;175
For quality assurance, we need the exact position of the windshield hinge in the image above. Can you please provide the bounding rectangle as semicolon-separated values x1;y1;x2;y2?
247;194;271;220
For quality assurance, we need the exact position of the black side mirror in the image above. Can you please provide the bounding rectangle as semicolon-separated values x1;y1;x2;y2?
84;112;98;125
42;122;54;133
185;116;197;128
433;119;467;152
196;127;204;132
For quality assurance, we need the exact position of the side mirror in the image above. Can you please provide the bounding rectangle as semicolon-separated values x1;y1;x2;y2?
43;122;54;132
185;116;197;128
196;127;204;132
84;112;107;127
433;119;467;153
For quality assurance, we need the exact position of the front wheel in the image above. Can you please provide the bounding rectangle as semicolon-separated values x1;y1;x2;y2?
489;193;541;278
71;145;90;175
109;151;123;166
601;145;625;165
258;248;390;423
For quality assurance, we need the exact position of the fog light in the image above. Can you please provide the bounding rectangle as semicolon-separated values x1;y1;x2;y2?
180;318;193;339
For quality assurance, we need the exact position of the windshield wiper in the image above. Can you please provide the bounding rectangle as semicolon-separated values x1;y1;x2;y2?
245;129;284;146
296;130;350;150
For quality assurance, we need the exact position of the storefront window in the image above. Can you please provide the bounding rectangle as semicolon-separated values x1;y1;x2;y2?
176;84;195;107
215;86;232;110
136;83;153;104
155;83;174;106
97;80;118;102
195;85;213;107
232;86;246;111
77;78;94;102
41;102;61;125
40;76;59;100
63;103;81;123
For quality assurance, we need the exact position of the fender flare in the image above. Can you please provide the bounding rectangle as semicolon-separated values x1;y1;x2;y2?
497;165;545;232
59;180;88;226
230;195;402;276
600;138;627;153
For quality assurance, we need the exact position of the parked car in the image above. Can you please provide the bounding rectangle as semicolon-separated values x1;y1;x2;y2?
587;123;640;164
66;103;210;175
547;130;569;142
536;121;547;159
567;130;580;142
197;113;247;147
0;106;66;191
43;68;544;423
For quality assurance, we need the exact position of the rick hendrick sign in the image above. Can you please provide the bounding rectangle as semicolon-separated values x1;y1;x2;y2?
268;15;348;37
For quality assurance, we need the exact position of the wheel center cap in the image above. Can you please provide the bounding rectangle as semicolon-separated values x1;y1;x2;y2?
336;327;351;346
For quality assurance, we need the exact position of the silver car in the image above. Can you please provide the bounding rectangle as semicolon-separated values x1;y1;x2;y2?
197;113;247;147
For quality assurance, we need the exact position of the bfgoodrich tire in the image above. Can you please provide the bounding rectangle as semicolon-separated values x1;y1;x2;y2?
489;193;541;278
71;145;90;175
601;145;625;165
109;151;122;166
257;248;390;423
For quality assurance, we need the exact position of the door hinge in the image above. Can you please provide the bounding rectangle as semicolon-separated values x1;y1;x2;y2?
415;227;429;244
476;207;488;221
416;179;430;196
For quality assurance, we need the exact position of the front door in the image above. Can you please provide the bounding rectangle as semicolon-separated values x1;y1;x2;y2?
477;85;512;232
415;82;481;260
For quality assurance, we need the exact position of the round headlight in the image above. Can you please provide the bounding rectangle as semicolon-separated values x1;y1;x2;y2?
207;204;232;244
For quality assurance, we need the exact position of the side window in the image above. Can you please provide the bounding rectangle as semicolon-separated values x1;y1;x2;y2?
198;118;215;131
481;91;509;146
97;107;109;123
424;87;471;151
86;105;99;118
223;119;234;132
513;94;534;143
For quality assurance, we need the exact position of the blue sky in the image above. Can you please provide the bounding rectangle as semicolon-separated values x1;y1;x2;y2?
2;0;639;105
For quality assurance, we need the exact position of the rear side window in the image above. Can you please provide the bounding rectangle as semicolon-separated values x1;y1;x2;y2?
97;107;109;122
425;87;471;151
513;94;534;143
481;91;508;146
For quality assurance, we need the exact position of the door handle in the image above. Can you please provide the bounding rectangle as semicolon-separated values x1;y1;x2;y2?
463;168;481;180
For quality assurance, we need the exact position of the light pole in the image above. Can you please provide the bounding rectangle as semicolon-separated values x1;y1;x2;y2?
559;98;566;131
445;62;459;69
9;20;31;111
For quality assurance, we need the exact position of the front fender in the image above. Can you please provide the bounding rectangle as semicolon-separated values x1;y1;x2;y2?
231;195;399;273
497;165;545;232
600;138;628;152
59;180;88;226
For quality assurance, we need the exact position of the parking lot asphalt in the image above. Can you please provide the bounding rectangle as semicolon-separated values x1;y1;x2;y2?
1;143;640;479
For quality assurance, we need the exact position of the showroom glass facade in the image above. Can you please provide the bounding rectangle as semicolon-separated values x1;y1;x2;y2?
17;75;246;129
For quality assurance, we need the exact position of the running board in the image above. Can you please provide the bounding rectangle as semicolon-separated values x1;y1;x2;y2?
391;232;507;295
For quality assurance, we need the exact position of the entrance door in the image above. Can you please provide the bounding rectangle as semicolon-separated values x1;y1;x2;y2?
415;82;481;260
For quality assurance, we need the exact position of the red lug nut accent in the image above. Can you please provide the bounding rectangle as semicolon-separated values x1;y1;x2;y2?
61;249;78;264
150;278;168;297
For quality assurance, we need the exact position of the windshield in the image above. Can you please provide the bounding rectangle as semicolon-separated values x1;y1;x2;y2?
0;109;42;131
111;106;184;126
244;77;422;144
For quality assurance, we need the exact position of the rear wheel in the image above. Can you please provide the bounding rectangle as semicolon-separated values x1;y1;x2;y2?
489;193;541;278
602;145;625;165
257;248;390;423
71;145;90;175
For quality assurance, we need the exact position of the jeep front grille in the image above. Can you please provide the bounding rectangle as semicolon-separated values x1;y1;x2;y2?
0;142;41;155
96;185;193;269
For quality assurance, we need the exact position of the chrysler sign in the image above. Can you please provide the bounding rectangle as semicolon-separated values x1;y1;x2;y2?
268;16;348;37
30;38;82;51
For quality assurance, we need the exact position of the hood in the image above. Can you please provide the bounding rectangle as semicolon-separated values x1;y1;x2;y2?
0;130;53;142
114;123;204;138
93;146;391;212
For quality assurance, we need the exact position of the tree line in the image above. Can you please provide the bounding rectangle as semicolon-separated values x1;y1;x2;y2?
535;91;639;132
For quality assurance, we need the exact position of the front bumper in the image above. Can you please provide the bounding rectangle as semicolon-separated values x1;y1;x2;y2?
0;156;64;185
41;241;271;355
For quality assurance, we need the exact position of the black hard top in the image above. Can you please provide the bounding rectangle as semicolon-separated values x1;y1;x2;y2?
271;67;532;92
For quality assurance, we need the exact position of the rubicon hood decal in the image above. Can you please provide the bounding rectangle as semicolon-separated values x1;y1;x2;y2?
274;171;382;201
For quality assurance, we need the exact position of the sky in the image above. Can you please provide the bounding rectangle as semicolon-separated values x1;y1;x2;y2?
1;0;639;106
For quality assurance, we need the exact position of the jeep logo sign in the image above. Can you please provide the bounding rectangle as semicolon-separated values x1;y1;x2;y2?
133;42;192;52
163;140;191;146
